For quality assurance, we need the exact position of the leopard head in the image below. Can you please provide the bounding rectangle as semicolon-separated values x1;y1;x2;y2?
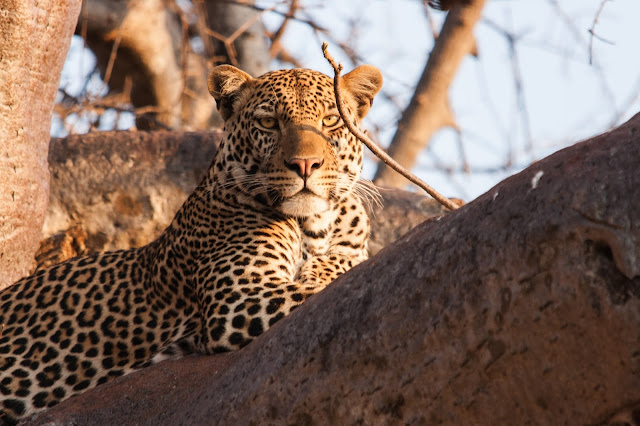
208;65;382;218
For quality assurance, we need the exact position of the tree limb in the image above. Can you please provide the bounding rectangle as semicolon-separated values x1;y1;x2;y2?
322;44;460;211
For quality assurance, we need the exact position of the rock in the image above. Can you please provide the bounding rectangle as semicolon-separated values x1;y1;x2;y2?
23;113;640;425
44;130;221;253
368;188;455;255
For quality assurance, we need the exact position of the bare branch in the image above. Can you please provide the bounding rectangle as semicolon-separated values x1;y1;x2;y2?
505;29;534;162
102;27;122;90
322;43;460;211
193;0;215;57
547;0;587;46
588;0;614;65
274;48;303;68
269;0;298;59
374;0;486;187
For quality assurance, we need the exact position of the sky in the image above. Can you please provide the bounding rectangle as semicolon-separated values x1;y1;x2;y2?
260;0;640;199
54;0;640;202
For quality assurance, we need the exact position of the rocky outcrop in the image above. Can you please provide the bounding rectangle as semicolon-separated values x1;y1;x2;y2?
25;114;640;425
43;130;221;253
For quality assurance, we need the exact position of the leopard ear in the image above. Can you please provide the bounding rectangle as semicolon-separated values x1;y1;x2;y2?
208;65;253;121
339;65;383;119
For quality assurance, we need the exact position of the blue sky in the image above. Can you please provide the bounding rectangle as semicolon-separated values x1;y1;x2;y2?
55;0;640;201
262;0;640;199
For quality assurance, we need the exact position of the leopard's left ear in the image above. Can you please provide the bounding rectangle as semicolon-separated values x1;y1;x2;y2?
339;65;383;119
208;65;253;121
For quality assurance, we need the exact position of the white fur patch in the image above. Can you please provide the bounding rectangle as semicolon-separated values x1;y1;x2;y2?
279;193;329;217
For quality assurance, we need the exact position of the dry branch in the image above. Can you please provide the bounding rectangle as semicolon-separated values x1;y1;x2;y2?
322;44;460;211
268;0;298;59
203;0;270;77
588;0;614;65
373;0;486;188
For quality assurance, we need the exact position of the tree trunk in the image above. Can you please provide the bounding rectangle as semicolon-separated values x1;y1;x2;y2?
0;0;82;290
78;0;271;130
374;0;485;187
79;0;197;130
204;0;270;77
25;114;640;425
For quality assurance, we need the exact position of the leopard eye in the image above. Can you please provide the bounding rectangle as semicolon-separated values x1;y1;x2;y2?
257;117;278;130
322;114;340;128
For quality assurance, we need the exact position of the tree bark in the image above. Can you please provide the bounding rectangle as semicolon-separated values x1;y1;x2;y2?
0;0;82;290
204;0;270;77
374;0;485;187
25;114;640;425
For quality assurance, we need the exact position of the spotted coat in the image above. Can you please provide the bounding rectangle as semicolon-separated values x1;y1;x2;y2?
0;65;383;424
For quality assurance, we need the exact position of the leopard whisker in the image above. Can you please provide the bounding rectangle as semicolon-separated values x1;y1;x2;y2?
354;179;383;209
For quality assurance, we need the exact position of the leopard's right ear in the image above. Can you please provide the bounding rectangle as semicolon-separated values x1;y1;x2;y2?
208;65;253;121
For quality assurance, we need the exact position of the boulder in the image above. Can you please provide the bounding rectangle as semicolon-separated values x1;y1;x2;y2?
25;114;640;425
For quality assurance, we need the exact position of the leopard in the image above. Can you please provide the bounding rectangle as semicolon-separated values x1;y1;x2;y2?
0;63;383;424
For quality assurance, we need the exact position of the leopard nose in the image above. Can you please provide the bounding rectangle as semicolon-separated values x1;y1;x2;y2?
285;157;324;179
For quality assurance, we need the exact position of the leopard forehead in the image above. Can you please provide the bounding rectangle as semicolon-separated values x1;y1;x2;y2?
245;69;338;118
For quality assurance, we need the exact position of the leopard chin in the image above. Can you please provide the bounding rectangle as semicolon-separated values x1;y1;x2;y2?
278;191;329;217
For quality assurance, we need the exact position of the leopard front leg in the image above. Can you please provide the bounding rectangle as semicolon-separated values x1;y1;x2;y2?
192;216;332;354
195;270;327;354
193;198;371;355
295;250;367;286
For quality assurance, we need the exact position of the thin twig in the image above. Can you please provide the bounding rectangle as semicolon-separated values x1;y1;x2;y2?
204;4;276;66
227;0;326;33
547;0;586;46
507;33;534;162
193;0;215;57
321;43;460;211
588;0;614;65
269;0;298;58
102;27;123;90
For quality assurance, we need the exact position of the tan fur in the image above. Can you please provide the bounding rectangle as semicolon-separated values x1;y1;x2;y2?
0;65;382;424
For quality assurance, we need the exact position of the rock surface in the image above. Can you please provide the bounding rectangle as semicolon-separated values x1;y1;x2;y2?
25;114;640;425
43;130;221;253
